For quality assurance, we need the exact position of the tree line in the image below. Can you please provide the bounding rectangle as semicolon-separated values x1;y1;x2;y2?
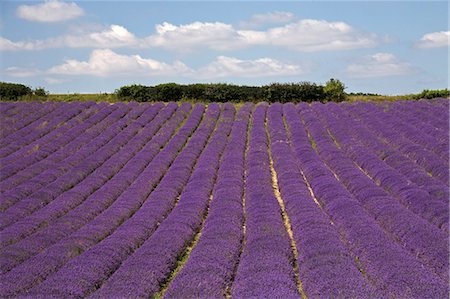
1;80;448;102
0;82;48;100
115;79;347;103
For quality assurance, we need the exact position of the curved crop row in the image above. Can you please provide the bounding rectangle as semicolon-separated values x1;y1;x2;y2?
0;100;448;298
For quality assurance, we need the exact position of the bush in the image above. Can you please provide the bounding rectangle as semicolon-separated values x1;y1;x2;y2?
0;82;32;100
34;87;48;97
203;84;243;102
182;84;207;101
415;89;449;99
324;78;347;102
154;83;183;101
115;80;353;103
115;84;152;102
265;82;325;103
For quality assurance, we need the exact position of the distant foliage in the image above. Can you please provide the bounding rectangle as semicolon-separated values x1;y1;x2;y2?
115;84;152;102
115;81;343;103
265;82;325;103
34;87;48;97
155;83;184;101
415;89;449;99
0;82;32;100
324;78;347;102
348;92;381;97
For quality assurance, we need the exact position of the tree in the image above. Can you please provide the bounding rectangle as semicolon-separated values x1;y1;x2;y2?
34;87;48;97
0;82;32;100
324;78;347;102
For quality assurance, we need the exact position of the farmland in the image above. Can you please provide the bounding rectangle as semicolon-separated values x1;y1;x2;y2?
0;99;448;298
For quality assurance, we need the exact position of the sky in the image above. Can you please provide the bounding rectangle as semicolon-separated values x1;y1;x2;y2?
0;1;448;94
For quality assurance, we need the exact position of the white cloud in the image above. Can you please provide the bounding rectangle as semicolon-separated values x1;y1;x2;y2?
3;67;40;77
0;25;136;51
260;19;379;51
64;25;137;48
145;22;248;51
1;19;379;52
239;11;296;28
17;0;84;23
47;49;191;77
44;77;69;84
416;31;449;48
148;19;378;52
0;37;49;51
345;53;415;78
4;49;307;79
198;56;306;78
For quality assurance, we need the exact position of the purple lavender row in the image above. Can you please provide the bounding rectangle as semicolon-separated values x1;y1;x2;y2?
0;103;169;236
404;99;449;131
284;105;446;298
0;102;19;118
84;103;216;298
0;102;58;140
231;103;299;298
0;102;135;203
38;105;209;296
343;102;450;189
163;103;253;298
0;103;124;203
0;102;105;168
0;104;18;132
85;104;234;299
0;102;86;157
343;101;448;174
0;102;95;162
0;103;190;269
0;103;110;193
357;100;448;154
0;103;126;195
388;101;448;144
0;102;99;180
380;102;449;157
25;105;213;295
1;102;44;126
0;103;156;229
303;102;448;230
322;102;449;204
395;100;449;155
304;102;448;280
1;102;66;149
267;103;376;297
0;103;206;297
0;102;37;137
343;102;449;184
381;101;448;161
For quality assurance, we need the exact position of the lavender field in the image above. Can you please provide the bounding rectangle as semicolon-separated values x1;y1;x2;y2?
0;99;448;298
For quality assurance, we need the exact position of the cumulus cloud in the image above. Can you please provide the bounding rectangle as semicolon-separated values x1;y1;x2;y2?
17;0;84;23
3;67;40;77
260;19;379;51
4;49;307;79
64;25;137;48
197;56;306;78
48;49;191;77
1;18;379;52
147;19;378;52
345;53;415;78
145;22;248;51
44;77;69;84
416;31;449;48
0;36;58;51
0;25;136;51
239;11;296;28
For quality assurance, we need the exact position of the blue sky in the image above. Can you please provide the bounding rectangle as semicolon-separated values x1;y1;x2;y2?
0;1;448;94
